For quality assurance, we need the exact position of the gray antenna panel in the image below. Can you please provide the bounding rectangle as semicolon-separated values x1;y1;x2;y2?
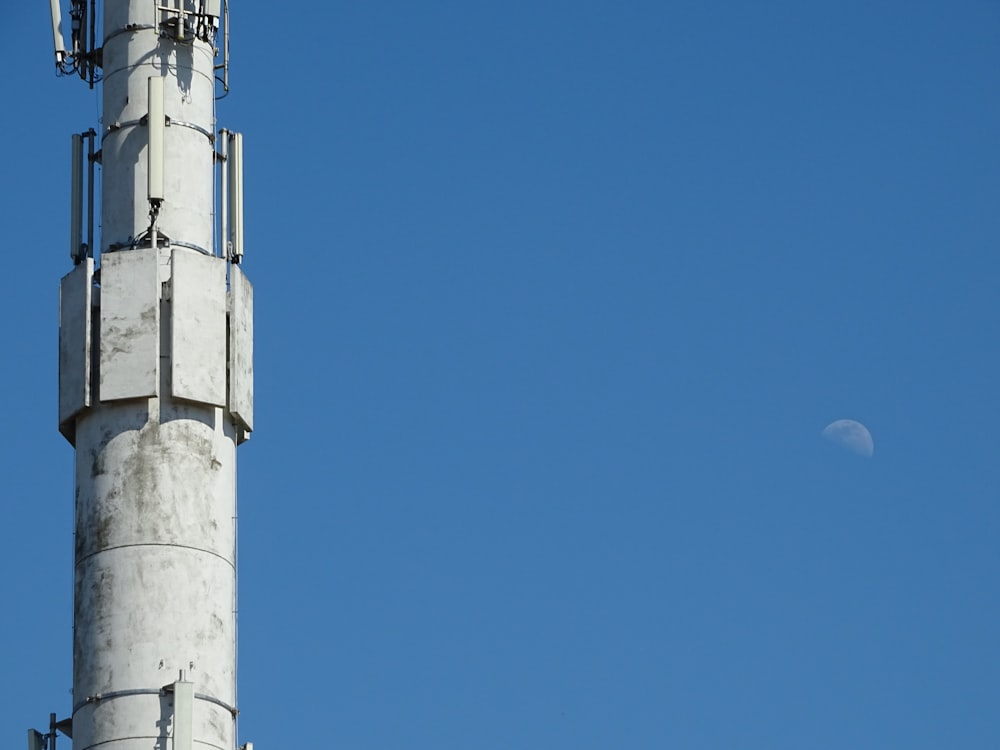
70;133;83;261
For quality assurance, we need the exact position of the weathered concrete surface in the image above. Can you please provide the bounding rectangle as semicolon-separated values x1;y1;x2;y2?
228;266;254;435
171;249;227;407
66;252;251;750
72;398;238;750
60;5;251;750
100;1;216;254
59;259;93;442
99;250;160;401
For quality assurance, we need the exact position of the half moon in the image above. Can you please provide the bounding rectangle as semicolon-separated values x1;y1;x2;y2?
821;419;874;458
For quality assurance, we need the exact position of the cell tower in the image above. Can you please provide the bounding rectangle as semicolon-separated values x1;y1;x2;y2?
30;3;253;750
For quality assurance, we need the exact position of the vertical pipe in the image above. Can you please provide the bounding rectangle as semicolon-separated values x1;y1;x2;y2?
86;130;95;258
223;0;230;92
88;0;96;87
77;1;87;68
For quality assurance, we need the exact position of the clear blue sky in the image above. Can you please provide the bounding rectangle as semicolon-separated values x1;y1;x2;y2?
4;1;1000;747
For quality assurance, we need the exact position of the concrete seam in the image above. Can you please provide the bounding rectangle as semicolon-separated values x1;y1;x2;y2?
75;542;235;569
73;688;238;716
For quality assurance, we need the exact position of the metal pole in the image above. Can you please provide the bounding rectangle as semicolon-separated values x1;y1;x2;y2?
87;0;96;87
219;128;229;259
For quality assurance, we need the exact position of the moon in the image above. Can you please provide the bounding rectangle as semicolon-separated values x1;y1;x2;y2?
821;419;874;458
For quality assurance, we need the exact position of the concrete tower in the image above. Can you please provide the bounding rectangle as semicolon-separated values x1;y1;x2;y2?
40;3;253;750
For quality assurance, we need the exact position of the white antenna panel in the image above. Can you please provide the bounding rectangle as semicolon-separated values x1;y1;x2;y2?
49;0;66;62
228;132;244;261
172;681;194;750
147;77;165;202
205;0;222;18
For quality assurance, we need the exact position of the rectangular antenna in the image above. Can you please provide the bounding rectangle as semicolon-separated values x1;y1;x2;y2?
49;0;66;63
70;133;83;262
173;681;194;750
148;77;165;203
228;131;244;261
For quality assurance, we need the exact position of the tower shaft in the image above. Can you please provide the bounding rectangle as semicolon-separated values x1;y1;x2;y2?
56;3;252;750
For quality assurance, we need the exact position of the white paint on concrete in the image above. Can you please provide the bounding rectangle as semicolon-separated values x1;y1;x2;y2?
171;249;227;407
59;5;253;750
228;265;254;435
99;249;160;401
59;258;93;441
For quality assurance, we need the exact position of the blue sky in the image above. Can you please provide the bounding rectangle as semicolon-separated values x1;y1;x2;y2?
4;1;1000;747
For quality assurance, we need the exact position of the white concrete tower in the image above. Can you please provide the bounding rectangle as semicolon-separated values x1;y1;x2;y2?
48;3;252;750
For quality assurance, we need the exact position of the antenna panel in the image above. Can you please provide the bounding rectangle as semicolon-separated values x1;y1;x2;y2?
171;248;227;407
172;682;194;750
99;250;160;401
59;258;93;443
147;77;165;202
227;132;244;260
70;133;83;261
49;0;66;62
228;264;253;436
